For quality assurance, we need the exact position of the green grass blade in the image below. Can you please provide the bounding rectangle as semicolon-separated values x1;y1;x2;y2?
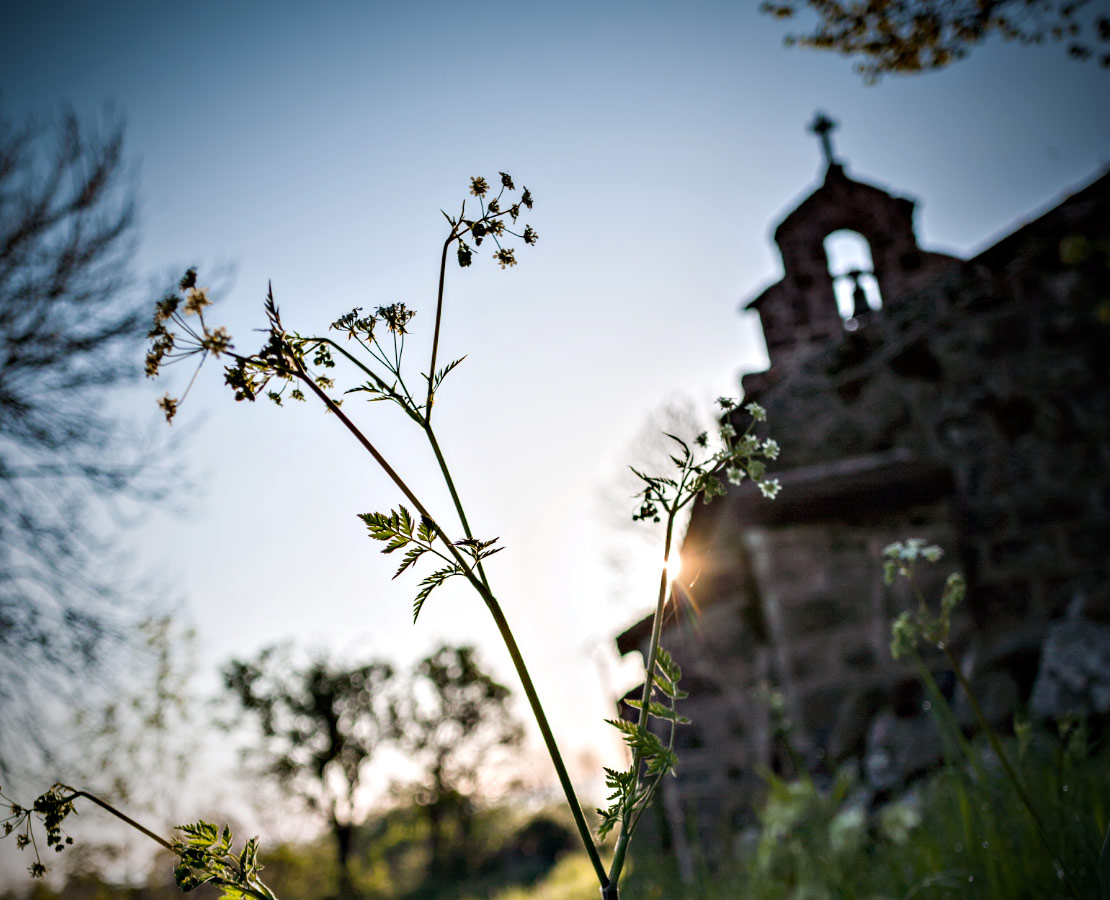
1099;817;1110;900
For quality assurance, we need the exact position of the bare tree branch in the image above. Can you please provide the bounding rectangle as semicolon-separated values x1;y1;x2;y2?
0;104;167;782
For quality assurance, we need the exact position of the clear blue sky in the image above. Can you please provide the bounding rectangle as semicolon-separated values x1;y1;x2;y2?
2;0;1108;833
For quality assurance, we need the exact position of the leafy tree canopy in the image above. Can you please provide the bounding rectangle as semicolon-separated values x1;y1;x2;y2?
396;644;525;879
223;646;397;899
761;0;1110;80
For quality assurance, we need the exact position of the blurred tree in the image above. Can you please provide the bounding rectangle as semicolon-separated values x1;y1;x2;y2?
761;0;1110;80
222;647;397;900
70;616;198;849
397;644;524;880
0;104;163;781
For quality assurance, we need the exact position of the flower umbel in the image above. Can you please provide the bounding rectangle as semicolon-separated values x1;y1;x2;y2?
884;540;962;659
446;174;538;272
759;478;782;499
157;393;179;424
183;287;211;315
144;273;239;419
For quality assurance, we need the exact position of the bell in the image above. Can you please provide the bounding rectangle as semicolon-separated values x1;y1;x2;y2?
851;278;870;319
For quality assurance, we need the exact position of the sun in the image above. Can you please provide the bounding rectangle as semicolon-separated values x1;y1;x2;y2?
663;554;683;585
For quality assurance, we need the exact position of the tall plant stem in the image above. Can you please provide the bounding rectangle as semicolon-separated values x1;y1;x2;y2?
424;425;490;588
425;235;453;421
61;790;172;852
298;372;608;890
943;649;1081;900
607;509;677;889
424;421;606;883
907;651;984;780
299;374;429;517
474;579;609;889
424;430;486;585
312;338;424;426
57;791;276;900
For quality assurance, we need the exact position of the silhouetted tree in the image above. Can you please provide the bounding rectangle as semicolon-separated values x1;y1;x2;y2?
74;615;197;814
397;644;524;880
0;104;160;781
762;0;1110;80
222;647;397;900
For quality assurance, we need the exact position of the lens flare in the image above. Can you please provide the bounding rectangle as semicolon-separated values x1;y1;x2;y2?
663;554;682;584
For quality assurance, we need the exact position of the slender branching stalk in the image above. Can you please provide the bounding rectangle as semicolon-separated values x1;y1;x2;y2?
605;510;677;890
600;401;781;895
1;785;277;899
939;644;1083;899
10;173;781;899
298;365;610;887
886;540;1083;900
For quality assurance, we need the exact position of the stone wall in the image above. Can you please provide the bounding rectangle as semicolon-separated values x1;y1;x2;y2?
617;165;1110;854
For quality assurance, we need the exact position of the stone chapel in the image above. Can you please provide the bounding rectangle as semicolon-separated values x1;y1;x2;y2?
616;115;1110;854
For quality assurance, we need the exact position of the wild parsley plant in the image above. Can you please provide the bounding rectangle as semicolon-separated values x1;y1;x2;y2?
885;540;1088;900
6;174;779;900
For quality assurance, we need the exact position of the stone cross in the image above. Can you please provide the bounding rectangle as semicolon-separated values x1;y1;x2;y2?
809;111;839;166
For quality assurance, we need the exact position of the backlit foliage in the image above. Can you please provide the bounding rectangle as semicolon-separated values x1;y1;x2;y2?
761;1;1110;80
